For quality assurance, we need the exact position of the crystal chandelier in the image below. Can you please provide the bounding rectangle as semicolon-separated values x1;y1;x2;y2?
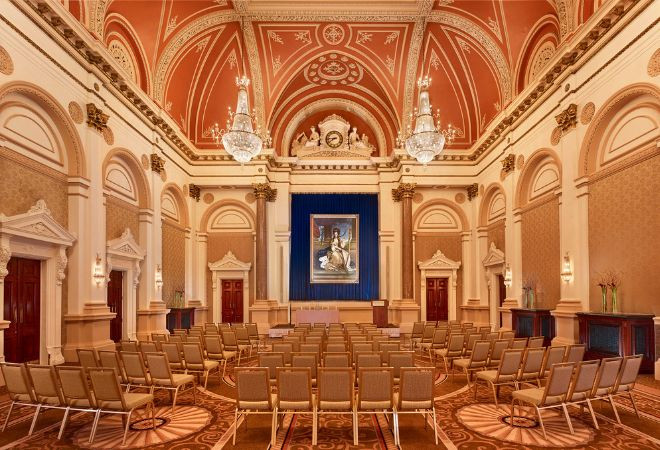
210;76;271;164
397;77;457;165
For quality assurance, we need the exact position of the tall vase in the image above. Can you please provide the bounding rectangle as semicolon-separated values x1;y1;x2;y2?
600;286;608;313
611;287;618;313
528;290;535;309
522;288;528;308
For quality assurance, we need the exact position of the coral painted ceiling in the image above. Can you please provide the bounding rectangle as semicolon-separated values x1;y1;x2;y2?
63;0;599;155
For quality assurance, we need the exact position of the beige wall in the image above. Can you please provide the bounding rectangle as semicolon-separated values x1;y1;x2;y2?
206;232;254;321
0;148;68;226
106;196;140;243
521;197;560;309
588;154;660;315
415;233;463;320
487;219;505;251
162;220;186;306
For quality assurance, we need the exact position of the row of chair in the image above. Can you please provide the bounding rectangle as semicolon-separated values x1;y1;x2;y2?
0;362;156;445
507;354;642;438
234;366;437;447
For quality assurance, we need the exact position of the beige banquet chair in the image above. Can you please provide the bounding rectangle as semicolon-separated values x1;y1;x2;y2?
474;348;524;408
608;354;643;424
389;351;415;384
276;367;317;445
427;328;448;364
26;364;67;435
410;322;425;351
145;352;197;412
323;352;351;368
486;339;510;369
98;350;128;385
453;340;491;386
204;335;236;379
565;344;587;364
564;359;601;430
182;342;221;389
356;367;397;445
292;352;319;385
590;356;623;418
436;333;465;375
272;342;294;366
161;342;186;373
1;363;39;435
317;368;356;445
77;349;99;369
527;336;545;348
395;367;437;446
258;353;285;386
87;367;156;446
510;362;576;439
120;351;152;392
55;366;98;441
517;347;546;388
234;367;278;446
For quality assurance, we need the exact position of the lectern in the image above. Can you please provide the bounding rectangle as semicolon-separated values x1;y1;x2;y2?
372;300;389;327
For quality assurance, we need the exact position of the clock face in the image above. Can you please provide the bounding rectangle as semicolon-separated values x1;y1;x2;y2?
325;130;343;148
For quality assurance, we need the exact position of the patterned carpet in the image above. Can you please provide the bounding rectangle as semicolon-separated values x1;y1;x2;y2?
0;353;659;449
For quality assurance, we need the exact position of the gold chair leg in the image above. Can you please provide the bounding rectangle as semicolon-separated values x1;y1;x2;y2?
58;407;71;440
608;394;622;424
629;392;641;418
232;408;238;445
585;399;599;429
561;404;574;434
28;404;41;436
122;410;133;446
536;406;547;439
2;402;15;432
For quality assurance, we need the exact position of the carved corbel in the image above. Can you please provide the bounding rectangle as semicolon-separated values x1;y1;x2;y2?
0;244;11;281
55;248;67;286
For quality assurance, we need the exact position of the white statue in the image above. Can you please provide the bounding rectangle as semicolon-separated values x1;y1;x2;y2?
349;126;360;147
305;126;320;147
291;130;308;155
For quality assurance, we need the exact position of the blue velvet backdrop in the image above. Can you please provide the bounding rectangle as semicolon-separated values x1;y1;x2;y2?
289;194;379;301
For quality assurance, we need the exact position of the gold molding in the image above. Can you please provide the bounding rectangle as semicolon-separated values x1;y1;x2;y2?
501;154;515;174
188;183;201;202
466;183;479;201
253;183;277;202
392;183;416;201
86;103;108;132
150;153;165;174
647;48;660;76
0;45;14;75
555;103;578;132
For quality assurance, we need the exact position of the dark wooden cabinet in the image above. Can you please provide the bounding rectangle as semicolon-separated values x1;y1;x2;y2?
166;308;195;333
577;312;655;373
107;270;123;343
4;257;41;363
221;279;243;323
426;278;448;321
511;308;555;347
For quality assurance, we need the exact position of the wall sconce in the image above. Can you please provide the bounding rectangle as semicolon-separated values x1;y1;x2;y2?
503;263;513;288
155;264;163;290
561;252;573;282
93;253;106;286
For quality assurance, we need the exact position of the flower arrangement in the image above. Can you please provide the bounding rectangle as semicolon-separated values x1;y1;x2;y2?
522;274;538;308
596;270;622;313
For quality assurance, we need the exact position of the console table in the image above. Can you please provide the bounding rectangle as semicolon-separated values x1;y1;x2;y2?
511;308;555;346
166;307;195;333
577;312;655;373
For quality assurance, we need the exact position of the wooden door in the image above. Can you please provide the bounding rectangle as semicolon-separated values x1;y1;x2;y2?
107;270;123;342
426;278;448;322
497;275;506;307
221;280;243;323
4;257;41;363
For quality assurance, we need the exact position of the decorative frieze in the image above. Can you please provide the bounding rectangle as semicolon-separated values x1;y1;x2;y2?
150;153;165;174
466;183;479;201
253;183;277;202
188;183;201;202
392;183;416;202
555;103;578;132
86;103;109;132
501;154;515;174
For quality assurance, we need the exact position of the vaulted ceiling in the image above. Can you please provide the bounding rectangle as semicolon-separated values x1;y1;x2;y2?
61;0;602;156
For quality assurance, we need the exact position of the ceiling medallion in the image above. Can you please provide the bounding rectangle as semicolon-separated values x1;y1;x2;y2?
397;77;457;165
304;53;363;86
323;24;345;45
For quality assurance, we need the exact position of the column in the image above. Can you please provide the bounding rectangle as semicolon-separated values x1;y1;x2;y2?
392;183;415;301
253;184;277;301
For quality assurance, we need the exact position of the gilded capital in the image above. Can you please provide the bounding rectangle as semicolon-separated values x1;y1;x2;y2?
466;183;479;201
555;103;578;132
501;153;515;174
150;153;165;174
188;183;201;202
392;183;416;202
253;183;277;202
86;103;109;132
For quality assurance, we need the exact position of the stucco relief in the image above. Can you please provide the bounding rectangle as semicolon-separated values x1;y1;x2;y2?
580;102;596;125
648;48;660;77
68;101;83;124
0;45;14;75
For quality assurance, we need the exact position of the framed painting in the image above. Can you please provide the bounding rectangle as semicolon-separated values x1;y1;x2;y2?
310;214;359;284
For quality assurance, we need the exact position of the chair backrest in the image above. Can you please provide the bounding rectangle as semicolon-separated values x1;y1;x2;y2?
511;338;528;349
236;368;272;410
323;352;350;367
432;328;448;346
379;342;401;364
389;351;415;379
300;343;321;357
352;343;374;363
205;323;219;334
283;336;301;352
421;325;435;340
221;330;238;348
56;366;95;407
592;357;623;396
77;349;98;368
411;322;424;338
541;362;575;405
356;352;382;371
357;367;393;410
277;367;313;410
292;353;318;379
484;332;500;342
496;349;524;379
478;326;491;333
120;340;138;352
542;346;567;373
120;351;149;380
465;333;482;352
521;347;547;376
144;352;172;382
161;342;183;364
272;342;294;365
258;353;284;381
489;339;510;362
235;327;250;342
567;359;600;400
98;351;126;382
168;334;183;344
204;335;223;355
182;343;205;368
528;337;545;348
446;334;465;355
152;333;168;342
140;341;158;354
27;364;64;405
245;323;259;339
318;368;353;410
469;341;492;366
326;343;347;353
398;368;433;410
615;354;643;391
87;367;126;410
305;336;323;344
500;331;515;341
173;329;187;335
565;344;586;363
189;328;202;337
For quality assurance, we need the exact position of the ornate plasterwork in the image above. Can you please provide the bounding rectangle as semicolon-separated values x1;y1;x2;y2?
527;41;556;84
322;24;345;45
253;183;277;202
482;242;505;267
555;103;578;131
392;183;416;201
108;39;137;83
68;101;83;124
208;251;251;323
648;48;660;77
107;228;145;260
0;246;10;279
86;103;109;132
150;153;166;174
209;250;252;272
550;126;562;145
580;102;596;125
0;45;13;75
0;200;75;246
466;183;479;201
304;53;364;86
402;18;426;128
102;126;114;145
188;183;201;202
418;249;461;321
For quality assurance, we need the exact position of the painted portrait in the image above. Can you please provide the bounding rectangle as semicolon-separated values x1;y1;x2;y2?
310;214;359;284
